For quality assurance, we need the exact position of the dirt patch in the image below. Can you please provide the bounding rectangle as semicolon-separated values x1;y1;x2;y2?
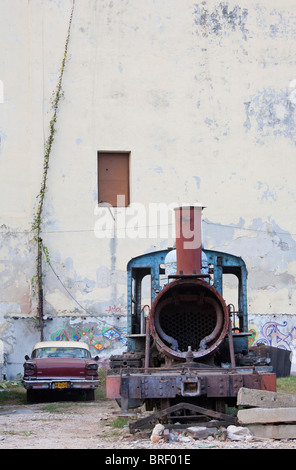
0;399;296;450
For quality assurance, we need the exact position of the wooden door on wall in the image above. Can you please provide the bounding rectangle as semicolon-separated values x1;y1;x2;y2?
97;152;130;207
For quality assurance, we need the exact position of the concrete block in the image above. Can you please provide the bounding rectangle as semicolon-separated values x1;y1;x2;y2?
248;424;296;440
237;387;296;408
238;407;296;425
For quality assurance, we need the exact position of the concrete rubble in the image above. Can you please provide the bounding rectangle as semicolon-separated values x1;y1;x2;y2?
226;425;252;441
187;425;218;440
150;422;253;444
150;423;165;442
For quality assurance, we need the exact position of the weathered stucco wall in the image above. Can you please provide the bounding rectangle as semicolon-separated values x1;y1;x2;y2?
1;0;296;378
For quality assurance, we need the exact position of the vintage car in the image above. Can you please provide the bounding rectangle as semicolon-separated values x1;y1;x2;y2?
22;341;100;402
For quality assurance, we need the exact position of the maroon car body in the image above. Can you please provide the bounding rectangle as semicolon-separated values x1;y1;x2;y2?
22;341;100;401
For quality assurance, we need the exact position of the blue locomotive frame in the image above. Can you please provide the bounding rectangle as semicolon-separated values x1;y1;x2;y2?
126;248;249;356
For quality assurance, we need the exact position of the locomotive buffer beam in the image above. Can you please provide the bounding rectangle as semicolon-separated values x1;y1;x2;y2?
129;402;236;434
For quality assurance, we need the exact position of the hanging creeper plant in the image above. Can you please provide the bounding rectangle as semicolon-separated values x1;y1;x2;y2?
32;1;75;339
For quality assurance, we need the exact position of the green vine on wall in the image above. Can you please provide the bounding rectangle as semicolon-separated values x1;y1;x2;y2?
31;1;75;339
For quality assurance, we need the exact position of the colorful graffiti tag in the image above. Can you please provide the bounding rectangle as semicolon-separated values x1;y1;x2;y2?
51;324;127;353
50;304;129;353
247;328;257;347
105;305;127;315
249;320;296;353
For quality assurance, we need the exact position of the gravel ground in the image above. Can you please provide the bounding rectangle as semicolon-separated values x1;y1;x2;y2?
0;399;295;451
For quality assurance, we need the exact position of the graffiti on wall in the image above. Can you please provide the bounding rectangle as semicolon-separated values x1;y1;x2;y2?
248;320;296;353
50;305;128;353
51;324;127;353
105;304;127;315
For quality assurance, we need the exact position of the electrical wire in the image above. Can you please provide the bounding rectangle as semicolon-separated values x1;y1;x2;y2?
0;220;295;237
45;255;118;330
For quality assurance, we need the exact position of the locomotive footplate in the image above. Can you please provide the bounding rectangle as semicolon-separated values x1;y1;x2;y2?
106;366;276;406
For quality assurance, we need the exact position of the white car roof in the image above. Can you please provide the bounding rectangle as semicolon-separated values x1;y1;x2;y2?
32;341;90;351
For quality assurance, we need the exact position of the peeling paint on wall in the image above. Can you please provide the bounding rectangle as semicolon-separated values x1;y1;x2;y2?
244;87;296;144
204;217;296;315
255;4;296;40
0;230;35;318
194;2;249;40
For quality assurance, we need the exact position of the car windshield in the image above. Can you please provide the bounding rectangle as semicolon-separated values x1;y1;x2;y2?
32;347;90;359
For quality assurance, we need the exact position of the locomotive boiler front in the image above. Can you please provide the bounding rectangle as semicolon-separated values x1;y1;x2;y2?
149;277;229;361
149;205;229;362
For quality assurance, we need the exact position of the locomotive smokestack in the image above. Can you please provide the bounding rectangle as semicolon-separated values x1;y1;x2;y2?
174;204;204;275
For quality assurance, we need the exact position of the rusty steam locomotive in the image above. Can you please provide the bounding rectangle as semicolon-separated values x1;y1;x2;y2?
106;205;276;422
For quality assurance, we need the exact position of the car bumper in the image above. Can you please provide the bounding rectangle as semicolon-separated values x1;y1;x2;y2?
22;378;100;390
